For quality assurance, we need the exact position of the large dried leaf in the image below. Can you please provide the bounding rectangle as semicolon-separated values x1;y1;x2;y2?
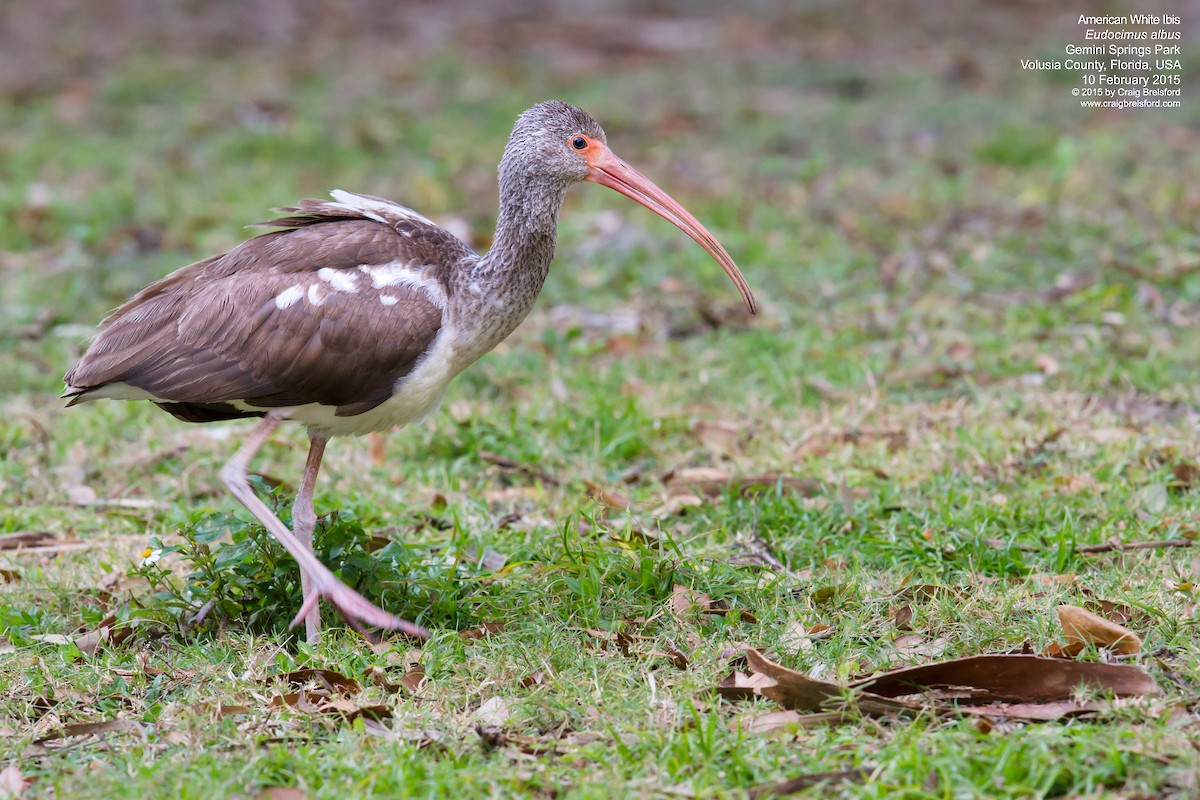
746;650;920;715
33;718;146;748
1057;604;1141;654
740;649;1160;721
853;654;1160;703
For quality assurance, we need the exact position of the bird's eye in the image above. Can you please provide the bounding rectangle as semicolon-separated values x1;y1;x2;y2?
571;136;588;151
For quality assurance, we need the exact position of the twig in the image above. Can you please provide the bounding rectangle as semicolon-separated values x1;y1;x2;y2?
1076;538;1194;554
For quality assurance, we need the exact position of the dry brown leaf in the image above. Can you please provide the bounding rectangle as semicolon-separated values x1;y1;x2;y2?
1034;353;1060;375
855;653;1160;703
738;649;1160;720
399;664;427;694
0;531;88;554
73;626;109;658
0;764;28;798
460;621;505;641
1057;605;1141;654
474;696;511;728
33;718;145;747
651;493;705;517
890;635;950;661
478;451;559;486
0;531;56;550
893;605;914;631
583;479;631;511
1172;460;1200;489
669;585;758;624
714;670;777;701
734;709;846;734
778;620;815;653
746;650;919;715
274;669;361;695
0;568;20;583
518;671;545;689
694;419;742;455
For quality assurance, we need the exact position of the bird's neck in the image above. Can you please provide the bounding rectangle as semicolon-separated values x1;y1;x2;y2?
455;174;569;354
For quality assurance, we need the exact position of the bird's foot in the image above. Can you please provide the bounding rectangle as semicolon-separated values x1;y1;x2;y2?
291;578;429;641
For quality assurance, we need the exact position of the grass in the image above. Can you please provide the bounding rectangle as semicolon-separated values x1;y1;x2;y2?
3;2;1200;797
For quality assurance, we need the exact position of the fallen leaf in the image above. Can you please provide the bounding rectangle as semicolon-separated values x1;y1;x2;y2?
478;451;559;486
855;653;1159;703
734;709;846;734
1171;460;1200;490
474;696;511;727
694;419;742;455
737;649;1160;720
518;671;545;689
73;626;110;658
399;664;427;694
0;764;28;798
29;634;73;646
890;634;950;661
669;585;758;624
274;669;361;695
714;669;783;701
0;568;20;583
460;621;505;641
33;718;145;748
584;479;631;511
745;650;918;715
651;493;705;517
66;484;97;506
1057;605;1141;654
1034;353;1060;376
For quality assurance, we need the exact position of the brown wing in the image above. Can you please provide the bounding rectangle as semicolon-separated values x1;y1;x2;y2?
65;196;472;420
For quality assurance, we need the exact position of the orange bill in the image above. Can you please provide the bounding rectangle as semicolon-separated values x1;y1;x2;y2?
583;144;758;315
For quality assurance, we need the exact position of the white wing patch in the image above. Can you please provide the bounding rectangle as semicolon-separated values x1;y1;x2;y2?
274;285;305;310
380;295;399;306
328;189;438;228
357;261;446;308
316;267;359;293
307;283;327;307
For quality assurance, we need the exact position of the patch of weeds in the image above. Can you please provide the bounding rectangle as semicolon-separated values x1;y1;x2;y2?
130;477;435;638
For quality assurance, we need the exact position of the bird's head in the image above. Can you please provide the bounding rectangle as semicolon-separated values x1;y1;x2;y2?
502;100;757;314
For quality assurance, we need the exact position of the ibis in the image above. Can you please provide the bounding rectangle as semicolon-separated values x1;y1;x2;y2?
64;101;756;644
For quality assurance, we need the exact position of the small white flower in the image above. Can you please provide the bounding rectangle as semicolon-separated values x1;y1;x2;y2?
139;548;162;567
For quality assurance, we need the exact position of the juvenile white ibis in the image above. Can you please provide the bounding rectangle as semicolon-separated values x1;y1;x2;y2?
64;101;757;645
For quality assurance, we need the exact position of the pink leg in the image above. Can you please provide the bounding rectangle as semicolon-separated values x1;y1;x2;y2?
218;414;429;641
292;435;326;645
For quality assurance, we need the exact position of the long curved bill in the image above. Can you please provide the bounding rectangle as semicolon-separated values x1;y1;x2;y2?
584;144;758;315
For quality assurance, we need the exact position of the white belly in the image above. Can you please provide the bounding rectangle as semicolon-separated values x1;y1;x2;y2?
283;329;467;437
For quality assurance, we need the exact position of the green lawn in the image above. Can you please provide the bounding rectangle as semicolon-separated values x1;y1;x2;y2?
2;3;1199;797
